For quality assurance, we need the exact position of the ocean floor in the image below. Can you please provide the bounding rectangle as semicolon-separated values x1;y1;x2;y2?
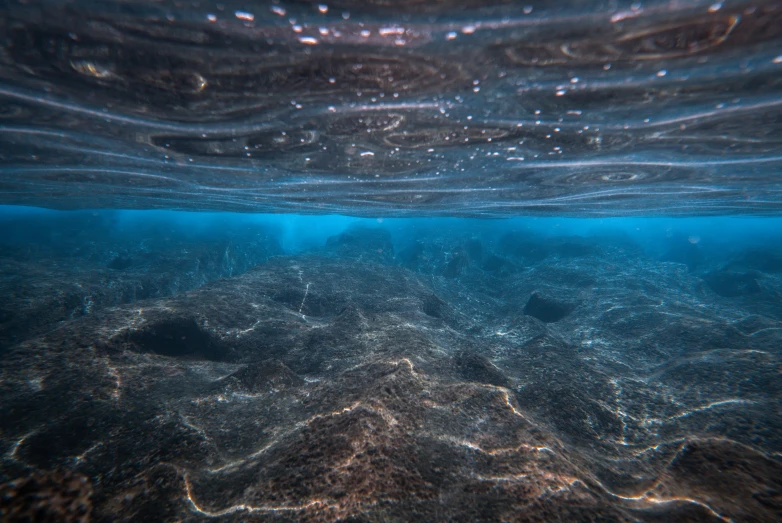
1;215;781;522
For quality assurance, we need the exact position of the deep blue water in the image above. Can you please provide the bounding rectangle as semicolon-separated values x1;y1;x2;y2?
2;1;782;521
3;206;782;259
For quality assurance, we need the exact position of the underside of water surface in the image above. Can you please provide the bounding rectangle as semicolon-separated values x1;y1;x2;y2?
1;1;782;522
1;0;781;215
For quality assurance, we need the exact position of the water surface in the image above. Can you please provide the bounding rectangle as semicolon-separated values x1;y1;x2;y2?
1;0;781;214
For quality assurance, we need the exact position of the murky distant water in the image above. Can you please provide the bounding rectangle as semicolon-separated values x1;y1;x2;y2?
1;0;781;214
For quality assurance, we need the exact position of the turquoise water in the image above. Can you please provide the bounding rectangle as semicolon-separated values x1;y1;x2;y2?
3;206;782;257
1;1;782;521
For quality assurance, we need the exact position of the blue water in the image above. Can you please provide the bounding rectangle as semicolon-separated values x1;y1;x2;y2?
4;206;782;258
2;0;782;521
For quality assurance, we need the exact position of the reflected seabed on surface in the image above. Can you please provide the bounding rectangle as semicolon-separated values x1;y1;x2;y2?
1;0;782;521
0;0;781;215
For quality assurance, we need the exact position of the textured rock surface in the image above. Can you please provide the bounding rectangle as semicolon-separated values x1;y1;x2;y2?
1;229;781;522
0;225;282;350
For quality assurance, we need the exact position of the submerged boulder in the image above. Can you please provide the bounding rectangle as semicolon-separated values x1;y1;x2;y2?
219;359;304;393
107;254;133;270
726;248;782;274
552;239;594;258
397;240;426;268
443;247;469;278
465;237;483;264
703;271;762;298
421;293;446;318
124;316;227;361
523;292;575;323
498;232;550;262
325;226;394;262
661;240;703;272
481;253;514;274
455;351;510;388
0;470;92;523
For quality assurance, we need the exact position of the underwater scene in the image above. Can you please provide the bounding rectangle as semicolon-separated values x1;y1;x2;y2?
1;0;782;522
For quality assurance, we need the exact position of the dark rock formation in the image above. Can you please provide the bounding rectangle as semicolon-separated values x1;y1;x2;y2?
0;470;92;523
481;253;514;274
703;271;762;297
125;316;226;361
455;351;510;388
553;239;594;258
107;254;133;271
443;247;469;278
499;231;550;262
726;247;782;273
397;241;426;269
464;237;483;264
219;359;305;393
523;292;575;322
325;226;394;263
661;240;704;272
420;293;446;318
0;228;283;350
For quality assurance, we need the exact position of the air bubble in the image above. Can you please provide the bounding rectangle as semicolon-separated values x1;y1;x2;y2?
234;10;254;21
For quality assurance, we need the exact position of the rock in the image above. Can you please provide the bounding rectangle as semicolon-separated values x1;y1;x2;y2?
498;232;549;261
125;316;226;360
540;268;596;287
397;241;425;268
107;254;133;270
661;240;703;272
481;253;514;274
464;237;483;263
553;239;593;258
0;227;282;350
523;292;575;323
726;248;782;273
455;351;510;388
325;226;394;262
443;247;468;278
220;359;304;393
0;470;92;523
420;293;446;318
703;271;762;297
1;236;780;523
